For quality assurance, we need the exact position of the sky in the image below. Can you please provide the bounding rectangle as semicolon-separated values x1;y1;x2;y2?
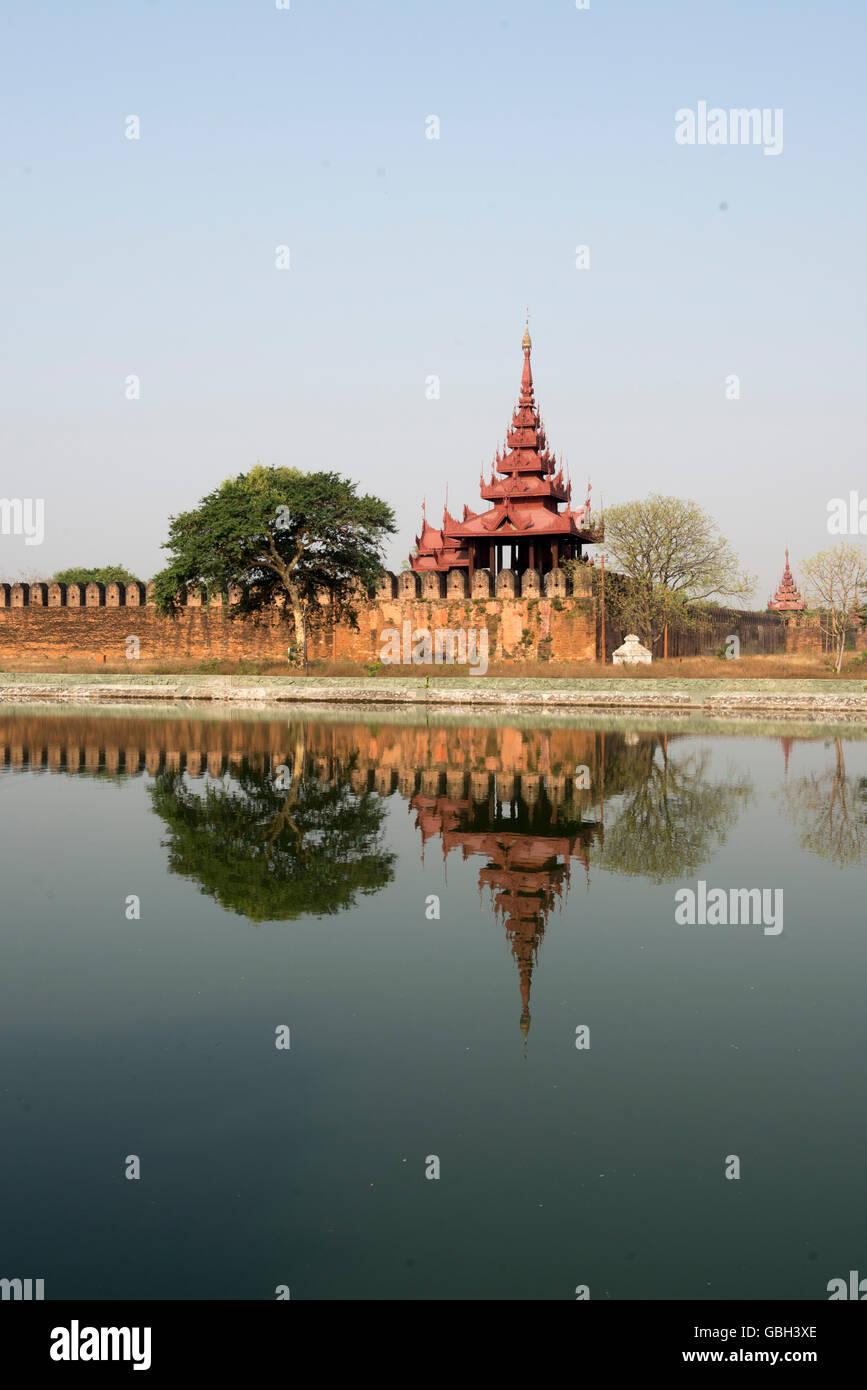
1;0;865;603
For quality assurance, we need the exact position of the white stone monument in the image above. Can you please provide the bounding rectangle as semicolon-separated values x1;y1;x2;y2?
612;634;652;665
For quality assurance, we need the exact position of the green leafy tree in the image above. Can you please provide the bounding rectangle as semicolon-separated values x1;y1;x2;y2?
151;466;396;670
52;564;142;586
592;494;755;650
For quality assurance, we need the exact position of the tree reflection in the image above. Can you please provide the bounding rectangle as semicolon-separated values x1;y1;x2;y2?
149;738;396;921
0;708;766;1038
596;742;753;882
778;738;867;868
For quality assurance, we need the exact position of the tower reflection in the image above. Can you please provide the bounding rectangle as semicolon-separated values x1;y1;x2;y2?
0;709;754;1035
413;774;602;1039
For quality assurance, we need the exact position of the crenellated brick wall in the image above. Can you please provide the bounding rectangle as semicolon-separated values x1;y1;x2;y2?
2;568;839;667
0;568;598;667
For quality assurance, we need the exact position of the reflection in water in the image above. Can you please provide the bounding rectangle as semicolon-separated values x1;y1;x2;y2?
150;750;397;922
409;732;751;1035
0;709;766;1033
413;781;601;1041
595;740;753;883
778;737;867;868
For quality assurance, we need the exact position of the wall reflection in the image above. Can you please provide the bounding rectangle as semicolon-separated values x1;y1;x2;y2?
0;709;768;1038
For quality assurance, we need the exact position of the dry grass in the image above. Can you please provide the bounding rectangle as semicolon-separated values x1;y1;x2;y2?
319;655;858;681
2;653;866;680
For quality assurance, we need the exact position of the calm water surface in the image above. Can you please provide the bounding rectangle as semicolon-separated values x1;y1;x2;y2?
1;703;865;1300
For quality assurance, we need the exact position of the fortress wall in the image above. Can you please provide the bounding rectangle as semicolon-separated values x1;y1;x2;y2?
0;570;598;667
0;602;292;665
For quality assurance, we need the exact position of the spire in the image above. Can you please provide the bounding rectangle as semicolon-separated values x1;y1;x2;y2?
521;314;533;394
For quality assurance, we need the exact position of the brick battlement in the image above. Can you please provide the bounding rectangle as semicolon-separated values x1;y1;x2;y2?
0;568;598;667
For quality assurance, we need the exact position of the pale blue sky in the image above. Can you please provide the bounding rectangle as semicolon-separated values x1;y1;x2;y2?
1;0;865;601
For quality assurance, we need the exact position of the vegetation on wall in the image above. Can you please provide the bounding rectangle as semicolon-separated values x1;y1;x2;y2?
52;565;143;586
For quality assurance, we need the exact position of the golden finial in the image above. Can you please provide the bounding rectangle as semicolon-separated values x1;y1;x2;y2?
522;307;531;350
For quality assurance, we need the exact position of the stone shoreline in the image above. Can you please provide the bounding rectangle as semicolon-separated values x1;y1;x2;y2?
0;672;866;718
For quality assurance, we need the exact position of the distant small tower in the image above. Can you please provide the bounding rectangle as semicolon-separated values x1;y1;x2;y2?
767;549;805;612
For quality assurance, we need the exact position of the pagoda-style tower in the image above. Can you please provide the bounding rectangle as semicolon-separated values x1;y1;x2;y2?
767;549;805;612
410;323;602;580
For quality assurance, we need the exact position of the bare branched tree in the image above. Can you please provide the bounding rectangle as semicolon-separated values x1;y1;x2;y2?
800;542;867;673
595;494;755;649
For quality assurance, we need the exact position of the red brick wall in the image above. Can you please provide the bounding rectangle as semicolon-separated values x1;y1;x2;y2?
0;605;297;665
310;596;596;665
0;576;597;667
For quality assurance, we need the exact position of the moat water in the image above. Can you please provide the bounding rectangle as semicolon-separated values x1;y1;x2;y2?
1;703;865;1300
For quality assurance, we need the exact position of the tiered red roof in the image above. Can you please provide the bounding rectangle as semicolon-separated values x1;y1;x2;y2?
411;324;600;575
767;549;805;611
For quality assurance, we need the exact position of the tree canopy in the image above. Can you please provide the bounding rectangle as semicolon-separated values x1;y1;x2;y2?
151;466;396;668
596;494;755;649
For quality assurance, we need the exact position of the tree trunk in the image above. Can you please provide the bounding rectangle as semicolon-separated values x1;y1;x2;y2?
287;585;307;673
